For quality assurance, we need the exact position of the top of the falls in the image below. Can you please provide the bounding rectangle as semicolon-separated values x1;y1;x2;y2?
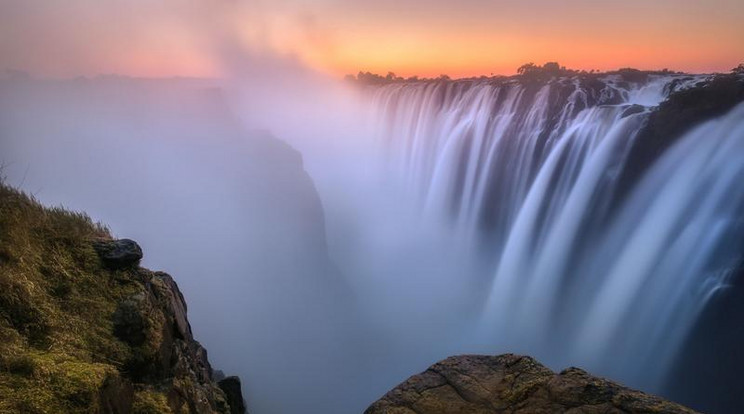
358;71;710;109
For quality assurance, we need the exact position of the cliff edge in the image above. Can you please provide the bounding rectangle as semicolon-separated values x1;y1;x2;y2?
0;183;245;413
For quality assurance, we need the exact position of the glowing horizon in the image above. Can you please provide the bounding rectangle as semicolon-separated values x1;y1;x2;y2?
1;0;742;79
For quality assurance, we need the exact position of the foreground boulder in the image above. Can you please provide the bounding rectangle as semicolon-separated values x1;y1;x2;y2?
365;354;697;414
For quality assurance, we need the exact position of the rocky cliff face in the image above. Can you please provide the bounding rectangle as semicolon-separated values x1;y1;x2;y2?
615;69;744;203
0;184;245;413
365;354;697;414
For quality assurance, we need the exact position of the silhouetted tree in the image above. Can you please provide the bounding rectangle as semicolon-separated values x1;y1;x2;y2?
355;71;388;84
517;63;538;75
516;62;574;80
542;62;561;73
616;67;648;82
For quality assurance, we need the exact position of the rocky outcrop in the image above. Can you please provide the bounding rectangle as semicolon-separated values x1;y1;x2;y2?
92;240;246;413
365;354;697;414
218;377;247;414
616;70;744;203
93;239;143;269
0;180;246;414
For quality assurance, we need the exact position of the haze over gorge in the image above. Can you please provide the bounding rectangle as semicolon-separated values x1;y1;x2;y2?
2;1;744;414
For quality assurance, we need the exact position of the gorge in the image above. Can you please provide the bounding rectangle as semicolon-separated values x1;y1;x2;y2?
1;67;743;413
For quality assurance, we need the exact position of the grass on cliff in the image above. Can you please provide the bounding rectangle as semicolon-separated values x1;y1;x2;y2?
0;182;158;413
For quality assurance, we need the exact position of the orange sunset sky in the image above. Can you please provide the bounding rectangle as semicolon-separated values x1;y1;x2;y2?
1;0;743;79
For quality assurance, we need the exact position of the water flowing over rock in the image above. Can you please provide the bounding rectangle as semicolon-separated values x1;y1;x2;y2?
365;73;744;397
365;354;698;414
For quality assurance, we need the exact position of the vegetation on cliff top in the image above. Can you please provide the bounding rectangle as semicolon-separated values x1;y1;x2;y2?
0;182;123;412
0;182;236;413
344;62;686;84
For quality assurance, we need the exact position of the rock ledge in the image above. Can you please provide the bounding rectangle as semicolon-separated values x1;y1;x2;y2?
365;354;698;414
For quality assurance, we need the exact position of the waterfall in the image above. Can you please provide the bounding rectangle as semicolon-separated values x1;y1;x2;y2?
365;75;744;392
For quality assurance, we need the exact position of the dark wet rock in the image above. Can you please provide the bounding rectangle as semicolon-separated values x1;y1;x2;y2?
93;238;143;269
153;271;192;340
616;72;744;203
663;76;697;96
666;257;744;413
219;376;247;414
616;68;650;83
636;72;744;156
621;103;646;118
213;369;227;382
365;354;698;414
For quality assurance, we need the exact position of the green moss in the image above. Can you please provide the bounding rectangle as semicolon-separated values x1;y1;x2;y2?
132;390;173;414
0;351;118;413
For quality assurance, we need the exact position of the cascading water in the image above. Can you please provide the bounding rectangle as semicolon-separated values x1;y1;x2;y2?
365;74;744;393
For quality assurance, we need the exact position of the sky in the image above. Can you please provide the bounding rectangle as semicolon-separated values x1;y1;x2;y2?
1;0;743;79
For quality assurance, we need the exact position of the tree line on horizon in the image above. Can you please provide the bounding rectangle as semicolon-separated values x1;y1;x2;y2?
343;61;741;85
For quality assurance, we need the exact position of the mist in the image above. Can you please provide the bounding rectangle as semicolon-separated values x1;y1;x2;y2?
0;5;490;410
2;1;743;413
